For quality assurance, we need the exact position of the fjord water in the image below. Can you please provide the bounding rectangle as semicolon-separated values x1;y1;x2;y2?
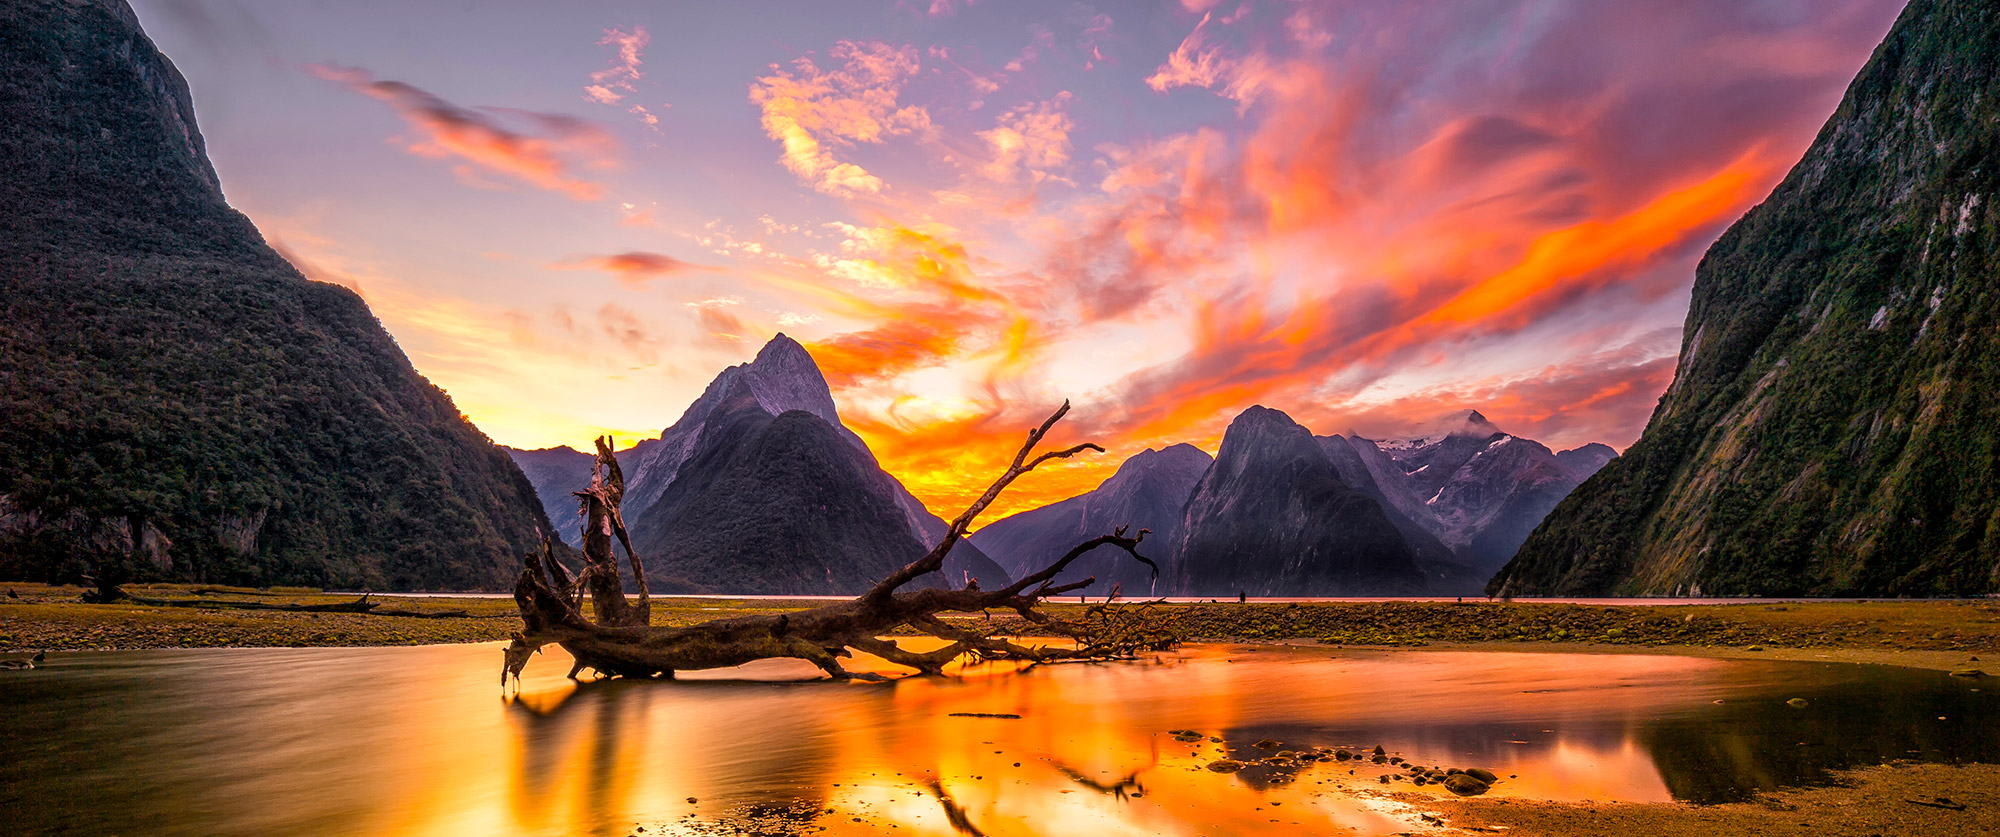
2;644;1993;836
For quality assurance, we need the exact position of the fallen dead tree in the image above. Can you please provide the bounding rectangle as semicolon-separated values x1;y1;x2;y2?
83;586;477;618
504;401;1175;684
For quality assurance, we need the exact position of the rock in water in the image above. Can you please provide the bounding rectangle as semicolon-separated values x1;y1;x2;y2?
1443;774;1491;796
1174;406;1429;596
1494;0;2000;597
0;0;554;589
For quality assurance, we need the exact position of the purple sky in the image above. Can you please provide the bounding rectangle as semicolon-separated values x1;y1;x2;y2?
127;0;1907;515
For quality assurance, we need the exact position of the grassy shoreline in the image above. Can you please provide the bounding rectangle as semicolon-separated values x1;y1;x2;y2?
3;583;1995;673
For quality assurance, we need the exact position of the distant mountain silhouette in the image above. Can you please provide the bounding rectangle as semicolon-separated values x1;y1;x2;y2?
1332;416;1617;580
975;405;1614;595
506;446;594;545
972;443;1211;595
1173;406;1430;596
631;388;931;594
510;334;1007;593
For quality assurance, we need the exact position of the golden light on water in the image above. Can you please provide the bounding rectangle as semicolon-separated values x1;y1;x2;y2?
8;641;1989;836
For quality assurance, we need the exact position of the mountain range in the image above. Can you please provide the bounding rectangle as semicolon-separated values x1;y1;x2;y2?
1495;0;2000;597
0;0;554;589
972;406;1614;597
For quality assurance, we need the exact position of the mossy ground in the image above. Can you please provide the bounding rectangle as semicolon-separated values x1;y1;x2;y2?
2;583;1995;661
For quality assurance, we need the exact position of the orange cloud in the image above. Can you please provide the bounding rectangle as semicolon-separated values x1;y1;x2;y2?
748;41;933;196
800;223;1020;387
307;64;618;201
595;302;664;363
1415;149;1768;331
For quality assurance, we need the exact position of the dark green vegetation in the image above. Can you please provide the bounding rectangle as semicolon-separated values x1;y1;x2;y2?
1499;0;2000;596
7;582;1994;659
0;0;553;589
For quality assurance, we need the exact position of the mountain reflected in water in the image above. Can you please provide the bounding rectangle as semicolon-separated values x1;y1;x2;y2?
2;643;1993;835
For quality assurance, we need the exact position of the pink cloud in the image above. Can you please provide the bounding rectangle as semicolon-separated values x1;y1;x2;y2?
555;251;706;288
308;64;617;201
748;41;933;196
978;92;1075;182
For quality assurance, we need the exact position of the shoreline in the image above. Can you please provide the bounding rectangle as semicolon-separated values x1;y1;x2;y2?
1262;636;1994;674
2;583;1994;674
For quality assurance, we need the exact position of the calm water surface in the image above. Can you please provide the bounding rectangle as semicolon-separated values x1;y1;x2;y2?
2;643;1994;836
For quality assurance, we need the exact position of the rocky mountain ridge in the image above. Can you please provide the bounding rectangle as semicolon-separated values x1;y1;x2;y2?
974;406;1616;596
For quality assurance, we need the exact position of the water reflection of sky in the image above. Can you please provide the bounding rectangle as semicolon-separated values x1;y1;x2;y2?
1;642;1992;836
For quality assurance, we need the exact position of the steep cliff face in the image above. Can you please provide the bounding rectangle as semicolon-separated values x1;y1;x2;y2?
1496;0;2000;596
972;443;1211;594
1173;407;1429;596
0;0;554;589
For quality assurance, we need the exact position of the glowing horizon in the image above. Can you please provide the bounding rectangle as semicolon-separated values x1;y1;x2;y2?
129;0;1907;520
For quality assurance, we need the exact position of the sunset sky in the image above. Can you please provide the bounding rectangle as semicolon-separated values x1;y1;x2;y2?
129;0;1907;518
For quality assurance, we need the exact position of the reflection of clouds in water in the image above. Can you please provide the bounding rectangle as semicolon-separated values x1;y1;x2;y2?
10;642;2000;835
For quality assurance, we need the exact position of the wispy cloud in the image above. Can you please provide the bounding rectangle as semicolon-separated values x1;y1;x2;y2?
748;41;932;196
583;26;647;104
308;64;617;200
582;26;664;132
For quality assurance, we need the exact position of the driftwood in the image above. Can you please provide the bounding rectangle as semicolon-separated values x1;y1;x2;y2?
124;593;383;613
80;587;478;619
503;401;1175;685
